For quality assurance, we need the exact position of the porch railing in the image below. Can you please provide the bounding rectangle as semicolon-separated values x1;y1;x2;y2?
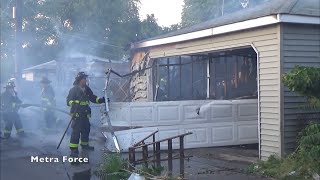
128;130;193;178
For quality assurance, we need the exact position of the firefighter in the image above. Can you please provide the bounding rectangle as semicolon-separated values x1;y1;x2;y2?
66;72;105;157
40;77;56;130
1;80;25;139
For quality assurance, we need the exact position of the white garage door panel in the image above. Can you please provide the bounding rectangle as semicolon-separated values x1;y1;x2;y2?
110;122;258;152
211;105;233;118
238;124;259;141
158;105;180;122
238;103;258;121
105;99;258;150
130;106;153;122
183;105;206;119
185;127;210;145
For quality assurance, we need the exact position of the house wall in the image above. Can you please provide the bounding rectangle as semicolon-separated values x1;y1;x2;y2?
281;23;320;154
131;25;282;160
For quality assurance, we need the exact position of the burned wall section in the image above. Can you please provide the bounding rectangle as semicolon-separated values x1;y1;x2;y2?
130;51;153;102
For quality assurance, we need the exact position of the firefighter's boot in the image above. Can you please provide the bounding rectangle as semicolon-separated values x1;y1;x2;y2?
70;148;80;165
70;148;79;157
81;145;94;151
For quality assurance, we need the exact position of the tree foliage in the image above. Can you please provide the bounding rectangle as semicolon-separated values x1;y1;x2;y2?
282;65;320;98
181;0;271;27
0;0;170;82
282;65;320;108
181;0;221;27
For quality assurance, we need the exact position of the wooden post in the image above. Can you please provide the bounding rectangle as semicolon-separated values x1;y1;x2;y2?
179;136;185;178
156;142;161;167
168;139;173;176
142;145;148;167
128;147;135;171
153;134;156;166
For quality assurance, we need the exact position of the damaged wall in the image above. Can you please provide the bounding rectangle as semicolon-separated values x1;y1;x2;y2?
131;25;282;160
130;51;153;102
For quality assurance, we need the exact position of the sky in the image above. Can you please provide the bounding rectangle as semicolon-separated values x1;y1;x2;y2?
139;0;184;27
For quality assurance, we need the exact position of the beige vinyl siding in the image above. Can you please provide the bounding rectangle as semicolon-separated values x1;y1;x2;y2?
281;24;320;154
147;25;281;160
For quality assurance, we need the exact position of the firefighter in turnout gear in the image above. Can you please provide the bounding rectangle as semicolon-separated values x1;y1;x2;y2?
1;80;25;139
67;72;105;157
40;77;56;130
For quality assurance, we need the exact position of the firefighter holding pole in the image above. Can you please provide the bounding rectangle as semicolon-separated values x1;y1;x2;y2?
66;72;105;157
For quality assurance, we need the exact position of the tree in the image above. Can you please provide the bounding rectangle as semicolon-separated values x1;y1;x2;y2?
1;0;18;82
181;0;221;27
136;14;164;40
1;0;169;82
181;0;271;27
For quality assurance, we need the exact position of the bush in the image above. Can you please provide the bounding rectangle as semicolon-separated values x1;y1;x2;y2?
94;154;130;180
249;65;320;179
248;123;320;179
282;65;320;108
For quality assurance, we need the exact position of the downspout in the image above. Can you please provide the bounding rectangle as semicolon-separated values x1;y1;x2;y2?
251;43;261;160
207;58;210;99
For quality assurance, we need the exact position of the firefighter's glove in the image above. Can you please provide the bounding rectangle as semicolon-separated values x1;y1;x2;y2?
98;97;106;103
70;103;80;113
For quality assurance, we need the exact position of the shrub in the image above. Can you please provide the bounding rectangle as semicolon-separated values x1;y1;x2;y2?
94;154;130;180
282;65;320;108
249;65;320;179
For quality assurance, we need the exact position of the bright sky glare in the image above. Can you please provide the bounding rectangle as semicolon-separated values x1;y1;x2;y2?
139;0;184;27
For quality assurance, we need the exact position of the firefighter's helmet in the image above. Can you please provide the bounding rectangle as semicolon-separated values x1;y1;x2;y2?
73;72;88;85
75;72;88;81
40;77;51;84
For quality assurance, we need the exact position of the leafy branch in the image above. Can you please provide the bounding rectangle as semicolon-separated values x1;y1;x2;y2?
282;65;320;109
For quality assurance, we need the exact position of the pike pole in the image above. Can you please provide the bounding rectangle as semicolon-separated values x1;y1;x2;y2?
57;117;73;149
102;69;121;153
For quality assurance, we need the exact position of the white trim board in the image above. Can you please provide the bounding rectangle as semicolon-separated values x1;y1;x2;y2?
132;14;320;49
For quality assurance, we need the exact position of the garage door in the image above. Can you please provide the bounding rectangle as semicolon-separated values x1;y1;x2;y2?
104;99;258;151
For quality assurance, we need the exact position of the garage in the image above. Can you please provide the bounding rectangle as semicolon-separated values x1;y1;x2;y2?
112;0;320;160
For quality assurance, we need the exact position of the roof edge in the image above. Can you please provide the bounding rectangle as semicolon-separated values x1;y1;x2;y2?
132;14;319;49
278;14;320;25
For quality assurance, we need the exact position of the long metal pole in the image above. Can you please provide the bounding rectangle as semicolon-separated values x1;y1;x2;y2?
57;118;73;149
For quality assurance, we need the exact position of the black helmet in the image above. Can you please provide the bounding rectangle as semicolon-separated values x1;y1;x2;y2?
75;72;88;80
40;77;51;84
73;72;88;85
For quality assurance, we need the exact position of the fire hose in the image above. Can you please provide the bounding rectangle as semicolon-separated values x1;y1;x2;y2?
0;103;70;115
